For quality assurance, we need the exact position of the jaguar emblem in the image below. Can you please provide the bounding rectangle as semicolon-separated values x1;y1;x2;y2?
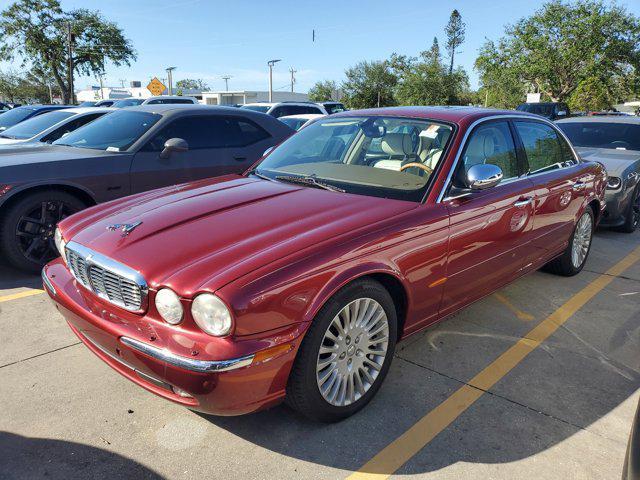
106;221;143;237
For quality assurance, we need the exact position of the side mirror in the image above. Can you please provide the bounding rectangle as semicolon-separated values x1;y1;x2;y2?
263;146;274;157
466;163;503;190
160;138;188;159
557;110;567;117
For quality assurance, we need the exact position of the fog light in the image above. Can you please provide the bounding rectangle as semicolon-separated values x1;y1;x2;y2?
171;386;192;398
606;176;622;190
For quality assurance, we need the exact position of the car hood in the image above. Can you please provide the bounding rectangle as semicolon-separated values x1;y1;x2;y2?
62;175;416;295
575;147;640;177
0;144;129;173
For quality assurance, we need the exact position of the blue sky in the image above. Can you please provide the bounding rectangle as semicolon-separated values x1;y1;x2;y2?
3;0;639;93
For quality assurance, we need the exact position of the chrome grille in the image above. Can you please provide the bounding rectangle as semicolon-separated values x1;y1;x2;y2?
65;241;148;312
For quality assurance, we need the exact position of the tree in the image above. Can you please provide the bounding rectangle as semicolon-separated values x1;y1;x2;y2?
445;9;465;75
340;61;397;109
475;40;528;108
0;0;136;104
175;78;209;91
0;70;59;103
308;80;339;101
475;0;640;103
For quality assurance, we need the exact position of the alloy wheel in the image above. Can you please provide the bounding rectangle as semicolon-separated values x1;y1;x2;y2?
571;212;593;269
15;200;77;265
316;298;389;407
632;189;640;230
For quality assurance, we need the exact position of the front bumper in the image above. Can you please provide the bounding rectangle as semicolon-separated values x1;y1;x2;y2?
43;259;306;416
600;188;632;227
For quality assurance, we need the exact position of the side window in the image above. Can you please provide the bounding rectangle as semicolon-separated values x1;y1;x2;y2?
270;107;285;118
514;121;570;174
236;119;270;145
456;121;519;184
41;113;105;143
142;115;269;151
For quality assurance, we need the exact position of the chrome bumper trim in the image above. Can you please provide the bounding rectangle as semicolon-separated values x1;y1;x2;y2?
42;268;56;296
120;336;254;373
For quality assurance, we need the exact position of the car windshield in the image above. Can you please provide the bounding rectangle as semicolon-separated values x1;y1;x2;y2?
0;107;38;129
516;104;554;117
255;116;453;202
241;105;270;113
280;117;307;131
53;110;161;151
324;103;346;114
113;98;144;108
558;122;640;151
0;111;75;139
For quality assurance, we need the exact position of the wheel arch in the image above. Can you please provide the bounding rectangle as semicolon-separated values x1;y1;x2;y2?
302;263;411;341
0;182;97;215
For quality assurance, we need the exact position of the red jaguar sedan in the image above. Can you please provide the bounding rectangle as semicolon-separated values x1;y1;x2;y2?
43;107;606;422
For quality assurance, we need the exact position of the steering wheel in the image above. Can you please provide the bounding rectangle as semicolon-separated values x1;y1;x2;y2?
400;162;433;175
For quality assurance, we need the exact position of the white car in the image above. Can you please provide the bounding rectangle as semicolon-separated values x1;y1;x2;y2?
278;113;325;131
241;102;327;118
112;96;199;108
0;107;113;145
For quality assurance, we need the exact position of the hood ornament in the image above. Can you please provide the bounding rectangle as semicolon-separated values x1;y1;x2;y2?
107;221;143;237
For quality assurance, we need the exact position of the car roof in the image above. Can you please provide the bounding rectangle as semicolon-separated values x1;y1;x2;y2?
63;107;115;114
330;106;541;124
127;104;265;116
16;104;70;111
280;113;325;120
557;116;640;125
143;95;197;101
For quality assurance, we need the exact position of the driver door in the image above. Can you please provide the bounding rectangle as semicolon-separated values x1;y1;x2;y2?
440;120;538;317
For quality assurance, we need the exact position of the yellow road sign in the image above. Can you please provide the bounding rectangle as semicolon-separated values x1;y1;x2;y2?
147;77;166;96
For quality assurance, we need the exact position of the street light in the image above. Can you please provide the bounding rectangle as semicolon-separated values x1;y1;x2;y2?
267;59;281;102
165;66;176;95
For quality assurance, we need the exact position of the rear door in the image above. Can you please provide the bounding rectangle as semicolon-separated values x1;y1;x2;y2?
440;120;537;317
513;120;586;258
129;114;273;193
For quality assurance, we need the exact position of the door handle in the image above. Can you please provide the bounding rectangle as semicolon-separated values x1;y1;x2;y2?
572;182;587;191
513;197;533;208
234;156;247;162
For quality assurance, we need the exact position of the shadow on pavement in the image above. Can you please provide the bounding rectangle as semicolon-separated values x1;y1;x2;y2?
0;262;41;290
0;431;164;480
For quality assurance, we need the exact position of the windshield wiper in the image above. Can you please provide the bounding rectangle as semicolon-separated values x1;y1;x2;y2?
275;175;345;193
248;169;274;182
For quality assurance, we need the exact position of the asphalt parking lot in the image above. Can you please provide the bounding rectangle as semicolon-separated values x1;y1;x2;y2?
1;229;639;480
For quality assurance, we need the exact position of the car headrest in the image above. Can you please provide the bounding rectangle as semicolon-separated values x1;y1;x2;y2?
381;133;413;156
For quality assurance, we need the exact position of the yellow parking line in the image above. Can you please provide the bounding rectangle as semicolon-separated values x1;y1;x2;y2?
0;289;44;303
347;245;640;480
494;292;535;321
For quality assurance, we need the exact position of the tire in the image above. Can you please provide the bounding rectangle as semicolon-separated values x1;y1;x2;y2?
618;185;640;234
286;278;397;422
544;207;594;277
0;190;86;272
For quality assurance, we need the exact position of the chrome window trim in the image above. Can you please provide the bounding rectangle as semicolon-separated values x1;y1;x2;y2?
436;114;581;203
120;336;255;373
65;241;148;313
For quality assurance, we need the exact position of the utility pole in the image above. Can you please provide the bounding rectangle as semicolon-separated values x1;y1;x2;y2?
267;59;281;102
98;74;105;99
165;67;176;95
119;79;126;88
289;67;296;93
48;84;53;104
221;75;231;91
66;22;75;104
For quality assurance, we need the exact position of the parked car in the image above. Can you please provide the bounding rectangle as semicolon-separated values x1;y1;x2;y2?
241;101;327;118
516;102;570;120
557;116;640;232
77;101;97;107
0;102;13;113
278;113;325;131
0;105;71;132
112;98;145;108
0;107;113;145
316;101;346;114
623;396;639;480
0;105;294;271
94;99;115;107
141;96;198;105
43;107;605;422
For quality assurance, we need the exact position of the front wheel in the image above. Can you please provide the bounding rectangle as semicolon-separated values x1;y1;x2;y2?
544;207;594;276
286;279;397;422
619;185;640;233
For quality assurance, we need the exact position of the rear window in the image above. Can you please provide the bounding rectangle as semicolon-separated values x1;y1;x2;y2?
0;107;37;129
0;110;74;139
241;105;270;113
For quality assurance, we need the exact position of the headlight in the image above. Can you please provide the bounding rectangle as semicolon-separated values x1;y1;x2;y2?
155;288;183;325
606;176;622;190
54;227;67;263
191;293;232;336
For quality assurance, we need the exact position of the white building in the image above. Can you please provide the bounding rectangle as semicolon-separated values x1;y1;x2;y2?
76;81;204;103
201;90;309;106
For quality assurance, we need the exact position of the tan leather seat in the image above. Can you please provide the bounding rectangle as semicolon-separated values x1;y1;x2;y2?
373;133;414;171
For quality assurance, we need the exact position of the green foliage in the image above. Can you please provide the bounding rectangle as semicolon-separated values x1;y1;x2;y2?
175;78;209;91
445;9;466;75
0;0;136;103
475;0;640;104
308;80;339;102
340;61;397;109
0;69;60;103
